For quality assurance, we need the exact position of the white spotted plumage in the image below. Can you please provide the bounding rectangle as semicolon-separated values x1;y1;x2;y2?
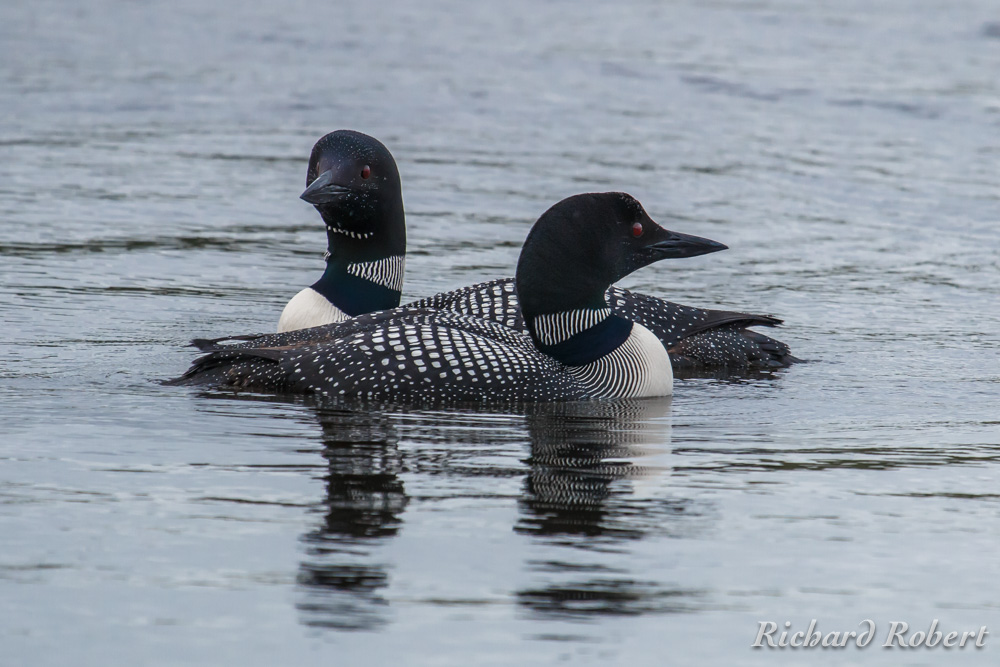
182;307;673;401
408;278;792;369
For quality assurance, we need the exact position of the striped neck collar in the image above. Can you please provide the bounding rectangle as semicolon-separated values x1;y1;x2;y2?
346;255;405;293
529;309;632;367
531;307;612;347
312;254;404;316
322;253;405;292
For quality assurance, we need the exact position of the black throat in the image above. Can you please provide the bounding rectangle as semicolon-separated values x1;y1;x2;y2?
311;254;401;317
309;193;406;316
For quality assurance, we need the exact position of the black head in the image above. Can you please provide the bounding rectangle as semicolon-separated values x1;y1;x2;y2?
300;130;405;257
515;192;727;319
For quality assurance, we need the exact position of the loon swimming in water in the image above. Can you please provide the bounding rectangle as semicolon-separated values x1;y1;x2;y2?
172;193;727;400
272;130;796;370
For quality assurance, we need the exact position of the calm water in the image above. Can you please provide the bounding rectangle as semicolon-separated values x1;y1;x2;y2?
2;0;999;664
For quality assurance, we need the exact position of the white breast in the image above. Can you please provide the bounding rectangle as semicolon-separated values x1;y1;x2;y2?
627;323;674;397
276;287;350;333
566;322;673;398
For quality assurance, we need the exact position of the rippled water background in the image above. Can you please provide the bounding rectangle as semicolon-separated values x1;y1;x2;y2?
3;0;999;664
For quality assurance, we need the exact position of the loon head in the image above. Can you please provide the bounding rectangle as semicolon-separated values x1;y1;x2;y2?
300;130;406;260
516;192;727;328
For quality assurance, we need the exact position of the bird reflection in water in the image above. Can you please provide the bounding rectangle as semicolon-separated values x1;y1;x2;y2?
516;397;708;619
195;392;707;629
518;397;675;539
296;405;408;631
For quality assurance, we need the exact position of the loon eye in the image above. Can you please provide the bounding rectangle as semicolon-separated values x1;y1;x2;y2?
631;222;643;238
360;165;371;179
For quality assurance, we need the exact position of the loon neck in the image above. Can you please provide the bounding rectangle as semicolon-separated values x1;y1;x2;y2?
528;308;634;367
312;252;404;317
312;196;406;317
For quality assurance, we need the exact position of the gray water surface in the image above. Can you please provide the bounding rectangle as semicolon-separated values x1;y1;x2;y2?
2;0;999;664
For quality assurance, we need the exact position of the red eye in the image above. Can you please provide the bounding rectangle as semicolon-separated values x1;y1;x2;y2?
361;165;371;179
632;222;643;237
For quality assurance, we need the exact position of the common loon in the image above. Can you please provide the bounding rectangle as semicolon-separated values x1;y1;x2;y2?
172;193;727;400
273;130;796;370
276;130;405;333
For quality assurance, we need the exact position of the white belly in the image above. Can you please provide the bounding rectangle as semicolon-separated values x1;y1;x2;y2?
276;287;350;333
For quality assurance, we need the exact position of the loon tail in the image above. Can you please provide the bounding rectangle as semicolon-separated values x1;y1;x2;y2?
668;313;801;370
165;346;287;389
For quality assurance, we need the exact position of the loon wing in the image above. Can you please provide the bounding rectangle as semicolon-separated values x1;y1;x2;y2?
603;286;781;344
188;308;429;353
409;278;798;370
169;308;589;401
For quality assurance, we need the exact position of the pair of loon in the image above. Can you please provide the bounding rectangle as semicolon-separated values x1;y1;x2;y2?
276;131;793;370
172;132;797;400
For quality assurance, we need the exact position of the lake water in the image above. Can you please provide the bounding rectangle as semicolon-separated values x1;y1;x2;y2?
2;0;999;664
